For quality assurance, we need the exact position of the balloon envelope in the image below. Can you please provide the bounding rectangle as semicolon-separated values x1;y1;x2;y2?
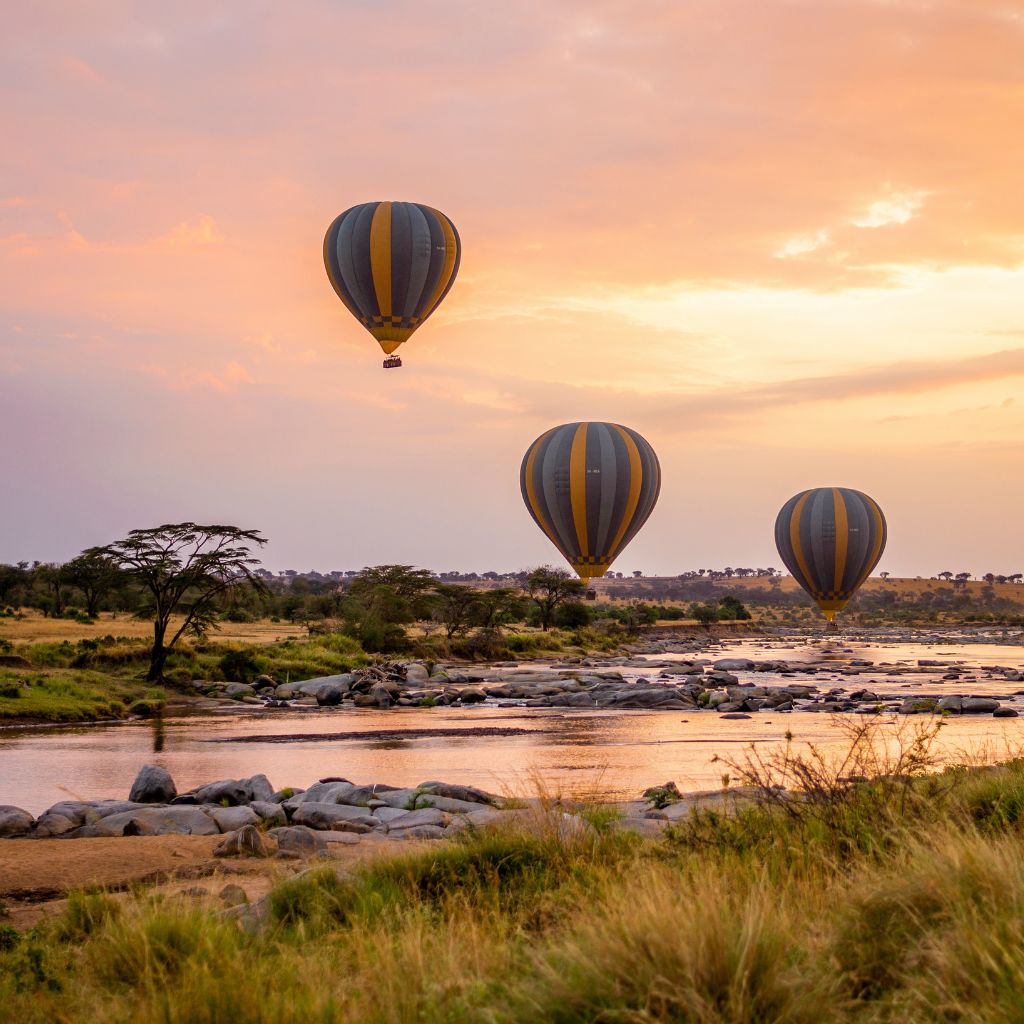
774;487;887;620
520;422;661;582
323;201;461;355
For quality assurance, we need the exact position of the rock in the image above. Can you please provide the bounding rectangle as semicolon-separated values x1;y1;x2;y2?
412;794;488;814
224;683;256;697
707;689;730;708
187;779;250;806
272;825;327;857
315;683;347;706
206;805;261;833
0;806;35;837
299;781;357;804
219;883;249;906
713;659;756;671
458;686;487;704
240;774;275;803
289;673;354;697
389;824;447;839
33;813;78;837
373;806;410;823
128;764;177;804
251;675;277;691
416;782;501;806
222;895;270;933
250;801;288;826
369;683;394;708
214;824;268;857
404;663;430;683
385;807;451;830
318;830;361;845
291;802;378;831
720;712;752;720
994;707;1020;718
104;806;220;837
961;698;1001;714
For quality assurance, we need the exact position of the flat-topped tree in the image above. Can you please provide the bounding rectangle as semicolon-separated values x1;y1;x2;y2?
86;523;267;680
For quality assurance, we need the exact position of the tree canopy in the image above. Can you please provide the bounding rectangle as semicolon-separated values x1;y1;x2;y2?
87;523;266;680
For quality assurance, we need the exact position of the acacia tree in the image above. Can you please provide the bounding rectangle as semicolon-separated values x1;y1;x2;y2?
87;523;266;680
526;566;584;631
62;552;124;617
431;583;481;639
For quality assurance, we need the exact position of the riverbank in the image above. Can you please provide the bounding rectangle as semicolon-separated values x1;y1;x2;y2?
4;737;1024;1022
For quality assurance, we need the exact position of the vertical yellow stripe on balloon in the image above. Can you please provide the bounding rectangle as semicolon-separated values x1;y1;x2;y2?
832;488;848;596
524;432;561;550
605;425;642;561
419;208;458;319
569;423;589;557
789;491;818;598
369;202;393;319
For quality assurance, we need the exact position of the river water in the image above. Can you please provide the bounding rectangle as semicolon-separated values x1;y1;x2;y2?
3;636;1024;815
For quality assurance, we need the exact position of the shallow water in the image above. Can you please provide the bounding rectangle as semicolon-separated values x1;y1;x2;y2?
2;636;1023;815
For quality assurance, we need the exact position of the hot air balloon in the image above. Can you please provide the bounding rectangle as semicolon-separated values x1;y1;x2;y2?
323;202;461;369
774;487;887;623
520;422;661;582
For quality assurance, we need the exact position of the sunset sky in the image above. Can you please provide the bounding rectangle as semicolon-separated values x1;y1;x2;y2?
3;0;1023;577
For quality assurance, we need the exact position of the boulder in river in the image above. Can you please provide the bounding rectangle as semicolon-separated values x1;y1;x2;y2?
128;764;177;804
961;697;1001;714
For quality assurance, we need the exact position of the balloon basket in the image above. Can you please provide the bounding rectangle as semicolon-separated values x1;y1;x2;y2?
382;356;403;369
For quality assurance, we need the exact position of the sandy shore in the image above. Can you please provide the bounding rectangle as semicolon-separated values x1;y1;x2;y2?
0;832;427;931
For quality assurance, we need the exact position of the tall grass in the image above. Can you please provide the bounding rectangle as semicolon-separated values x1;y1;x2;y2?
8;729;1024;1021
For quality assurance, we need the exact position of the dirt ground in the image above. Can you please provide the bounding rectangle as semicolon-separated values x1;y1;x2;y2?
0;833;427;931
0;611;307;645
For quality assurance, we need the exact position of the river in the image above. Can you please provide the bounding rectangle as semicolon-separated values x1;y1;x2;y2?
3;635;1024;815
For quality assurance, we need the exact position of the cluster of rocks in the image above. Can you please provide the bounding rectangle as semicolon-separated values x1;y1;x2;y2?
0;764;742;858
187;650;1024;719
0;764;511;848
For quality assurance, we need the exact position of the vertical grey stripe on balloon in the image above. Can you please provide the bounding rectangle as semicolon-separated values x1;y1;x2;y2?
348;203;379;320
401;203;432;319
593;422;619;559
541;425;579;562
389;202;411;317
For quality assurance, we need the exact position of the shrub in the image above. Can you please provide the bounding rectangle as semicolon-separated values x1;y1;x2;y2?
217;648;263;683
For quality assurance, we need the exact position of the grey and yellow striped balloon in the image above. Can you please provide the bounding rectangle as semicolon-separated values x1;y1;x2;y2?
324;201;461;356
774;487;887;621
520;422;661;582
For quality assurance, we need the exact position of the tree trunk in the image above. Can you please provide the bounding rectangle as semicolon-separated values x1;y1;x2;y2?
148;620;168;681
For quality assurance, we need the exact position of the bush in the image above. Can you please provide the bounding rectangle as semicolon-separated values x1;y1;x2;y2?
217;648;263;683
554;602;592;629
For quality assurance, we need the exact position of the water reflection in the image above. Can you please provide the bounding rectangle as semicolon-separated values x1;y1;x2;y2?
0;637;1022;814
151;716;165;753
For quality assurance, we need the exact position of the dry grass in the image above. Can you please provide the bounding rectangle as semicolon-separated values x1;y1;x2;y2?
0;611;306;645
